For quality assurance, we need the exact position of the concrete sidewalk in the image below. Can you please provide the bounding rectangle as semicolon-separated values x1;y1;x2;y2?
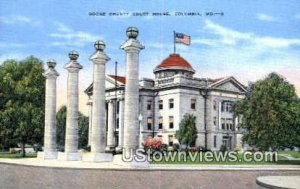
257;176;300;189
0;158;300;171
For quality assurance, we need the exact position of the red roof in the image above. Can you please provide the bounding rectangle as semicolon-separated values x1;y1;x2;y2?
108;75;126;84
159;54;192;68
154;54;194;72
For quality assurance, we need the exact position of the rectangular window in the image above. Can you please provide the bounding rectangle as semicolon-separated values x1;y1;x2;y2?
213;100;217;111
147;100;152;110
214;135;217;148
225;103;233;112
169;116;174;129
191;99;196;110
147;117;152;130
227;118;233;130
116;118;119;130
117;101;120;114
169;99;174;109
158;117;163;129
159;100;163;110
221;102;224;112
221;118;225;130
213;116;217;126
222;101;233;112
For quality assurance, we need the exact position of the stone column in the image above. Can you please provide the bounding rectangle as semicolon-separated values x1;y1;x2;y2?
139;114;144;149
121;27;144;154
106;100;115;150
87;99;93;146
83;40;113;162
38;59;59;160
116;98;124;152
218;101;222;129
58;50;82;161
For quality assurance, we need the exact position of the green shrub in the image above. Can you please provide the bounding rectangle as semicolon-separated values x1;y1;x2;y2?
173;143;180;151
234;147;241;152
84;145;91;152
220;145;227;153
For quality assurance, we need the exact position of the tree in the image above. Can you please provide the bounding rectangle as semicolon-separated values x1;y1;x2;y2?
56;106;89;150
78;113;89;149
234;72;300;151
56;106;67;147
175;114;198;146
0;56;45;156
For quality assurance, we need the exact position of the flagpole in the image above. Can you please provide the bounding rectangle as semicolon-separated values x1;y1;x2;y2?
114;61;118;146
173;31;176;54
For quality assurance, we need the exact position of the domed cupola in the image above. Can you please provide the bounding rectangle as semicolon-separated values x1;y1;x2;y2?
154;54;195;78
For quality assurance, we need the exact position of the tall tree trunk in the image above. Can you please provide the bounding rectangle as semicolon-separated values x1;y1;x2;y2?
21;142;26;157
272;147;277;162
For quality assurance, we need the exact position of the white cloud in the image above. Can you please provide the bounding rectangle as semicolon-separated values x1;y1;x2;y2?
254;37;300;48
195;20;300;49
200;20;253;46
187;20;300;96
256;13;278;22
0;42;27;49
50;22;103;48
0;15;40;26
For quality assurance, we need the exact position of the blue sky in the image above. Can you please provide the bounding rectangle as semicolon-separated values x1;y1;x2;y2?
1;0;300;114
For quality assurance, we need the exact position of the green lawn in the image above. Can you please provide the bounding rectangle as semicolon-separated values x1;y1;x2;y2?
150;151;300;165
0;151;299;165
278;151;300;159
0;152;37;158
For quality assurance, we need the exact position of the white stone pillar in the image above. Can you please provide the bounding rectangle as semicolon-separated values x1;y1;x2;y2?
83;40;112;162
106;100;115;150
116;98;124;152
38;59;59;160
121;27;144;154
218;101;222;129
139;115;143;149
234;116;239;132
58;50;82;161
87;99;93;146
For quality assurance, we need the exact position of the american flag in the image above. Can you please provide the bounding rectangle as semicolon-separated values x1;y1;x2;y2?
175;32;191;45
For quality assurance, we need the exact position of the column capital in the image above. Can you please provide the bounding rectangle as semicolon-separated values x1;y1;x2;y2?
120;38;144;52
65;50;83;72
43;68;59;79
65;61;83;72
90;51;110;64
117;97;125;102
90;40;110;64
107;99;115;104
86;101;93;106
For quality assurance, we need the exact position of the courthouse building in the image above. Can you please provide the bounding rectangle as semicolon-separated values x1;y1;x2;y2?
85;53;246;151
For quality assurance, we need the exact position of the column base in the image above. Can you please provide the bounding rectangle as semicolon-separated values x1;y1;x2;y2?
57;152;82;161
115;146;123;153
105;146;115;151
82;152;113;162
37;151;58;160
113;154;150;168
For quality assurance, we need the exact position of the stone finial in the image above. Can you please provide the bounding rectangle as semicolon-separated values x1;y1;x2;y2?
44;59;59;78
94;40;105;51
69;50;79;61
47;59;56;69
126;27;139;39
